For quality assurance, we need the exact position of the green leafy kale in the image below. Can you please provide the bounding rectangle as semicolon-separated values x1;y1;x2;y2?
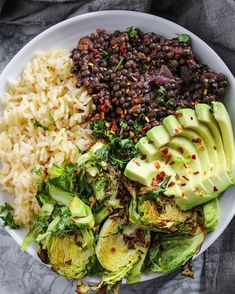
138;176;171;204
177;33;191;43
0;203;19;229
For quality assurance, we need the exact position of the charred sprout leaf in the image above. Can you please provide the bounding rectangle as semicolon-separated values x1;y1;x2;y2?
126;27;137;38
0;203;19;229
48;185;73;207
21;203;54;251
48;163;77;193
32;120;49;131
150;226;205;273
181;259;194;278
69;196;95;229
86;255;104;276
177;33;191;43
138;176;171;204
94;206;109;225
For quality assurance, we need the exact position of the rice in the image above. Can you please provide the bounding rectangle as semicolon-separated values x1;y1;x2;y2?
0;49;95;226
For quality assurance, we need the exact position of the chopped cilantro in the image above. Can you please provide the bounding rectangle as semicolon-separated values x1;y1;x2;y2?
158;86;167;95
32;120;49;131
33;167;42;176
167;98;174;108
126;27;137;38
101;50;110;59
120;120;128;129
177;34;191;43
0;203;19;229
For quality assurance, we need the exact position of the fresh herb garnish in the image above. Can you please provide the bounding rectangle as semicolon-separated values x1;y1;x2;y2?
33;167;42;175
138;176;171;204
101;50;110;59
90;119;106;137
133;116;143;135
32;120;49;131
155;86;167;102
167;98;174;108
0;203;19;229
120;120;128;129
126;27;137;38
177;34;191;43
115;57;125;72
158;86;167;95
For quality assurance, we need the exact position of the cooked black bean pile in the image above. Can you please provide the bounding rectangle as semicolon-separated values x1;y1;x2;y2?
71;28;228;140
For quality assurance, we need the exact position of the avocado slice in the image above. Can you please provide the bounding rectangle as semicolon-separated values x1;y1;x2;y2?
147;125;170;148
163;115;215;193
163;115;182;137
213;102;235;179
176;108;231;187
124;158;182;196
135;137;159;162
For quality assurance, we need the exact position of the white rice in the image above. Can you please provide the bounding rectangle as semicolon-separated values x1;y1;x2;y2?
0;49;95;226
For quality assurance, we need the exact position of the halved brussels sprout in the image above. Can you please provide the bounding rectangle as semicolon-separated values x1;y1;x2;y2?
129;188;197;234
96;216;150;288
47;229;95;279
150;226;205;273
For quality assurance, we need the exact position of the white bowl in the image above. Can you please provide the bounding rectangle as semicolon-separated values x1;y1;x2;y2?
0;10;235;283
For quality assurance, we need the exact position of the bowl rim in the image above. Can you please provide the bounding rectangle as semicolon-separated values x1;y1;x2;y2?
0;10;235;283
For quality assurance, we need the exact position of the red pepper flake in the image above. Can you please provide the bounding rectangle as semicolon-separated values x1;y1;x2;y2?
116;107;123;115
199;145;205;152
170;161;175;165
204;171;207;175
162;148;168;155
92;48;99;56
192;137;202;144
181;183;186;186
111;247;116;253
85;143;92;149
182;175;189;181
112;97;118;103
183;163;188;169
51;105;59;110
104;100;111;107
119;199;127;206
100;112;105;119
193;171;200;175
174;128;180;134
214;186;218;192
178;147;184;154
155;162;161;169
131;105;138;110
175;112;183;118
100;105;107;113
134;98;141;104
168;181;176;187
214;146;217;150
192;154;196;160
120;44;126;56
141;154;147;160
145;240;150;248
190;116;193;120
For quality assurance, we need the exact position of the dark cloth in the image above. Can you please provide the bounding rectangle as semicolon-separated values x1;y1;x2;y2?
0;1;234;293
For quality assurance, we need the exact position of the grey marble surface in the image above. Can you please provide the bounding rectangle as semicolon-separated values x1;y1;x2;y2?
0;22;231;294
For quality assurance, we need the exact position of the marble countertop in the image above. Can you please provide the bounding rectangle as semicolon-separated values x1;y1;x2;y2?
0;23;231;294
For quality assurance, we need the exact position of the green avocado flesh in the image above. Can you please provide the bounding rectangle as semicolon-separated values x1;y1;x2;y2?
124;102;235;210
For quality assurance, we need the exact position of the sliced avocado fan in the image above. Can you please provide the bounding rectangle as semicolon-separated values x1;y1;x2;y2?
124;102;235;210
